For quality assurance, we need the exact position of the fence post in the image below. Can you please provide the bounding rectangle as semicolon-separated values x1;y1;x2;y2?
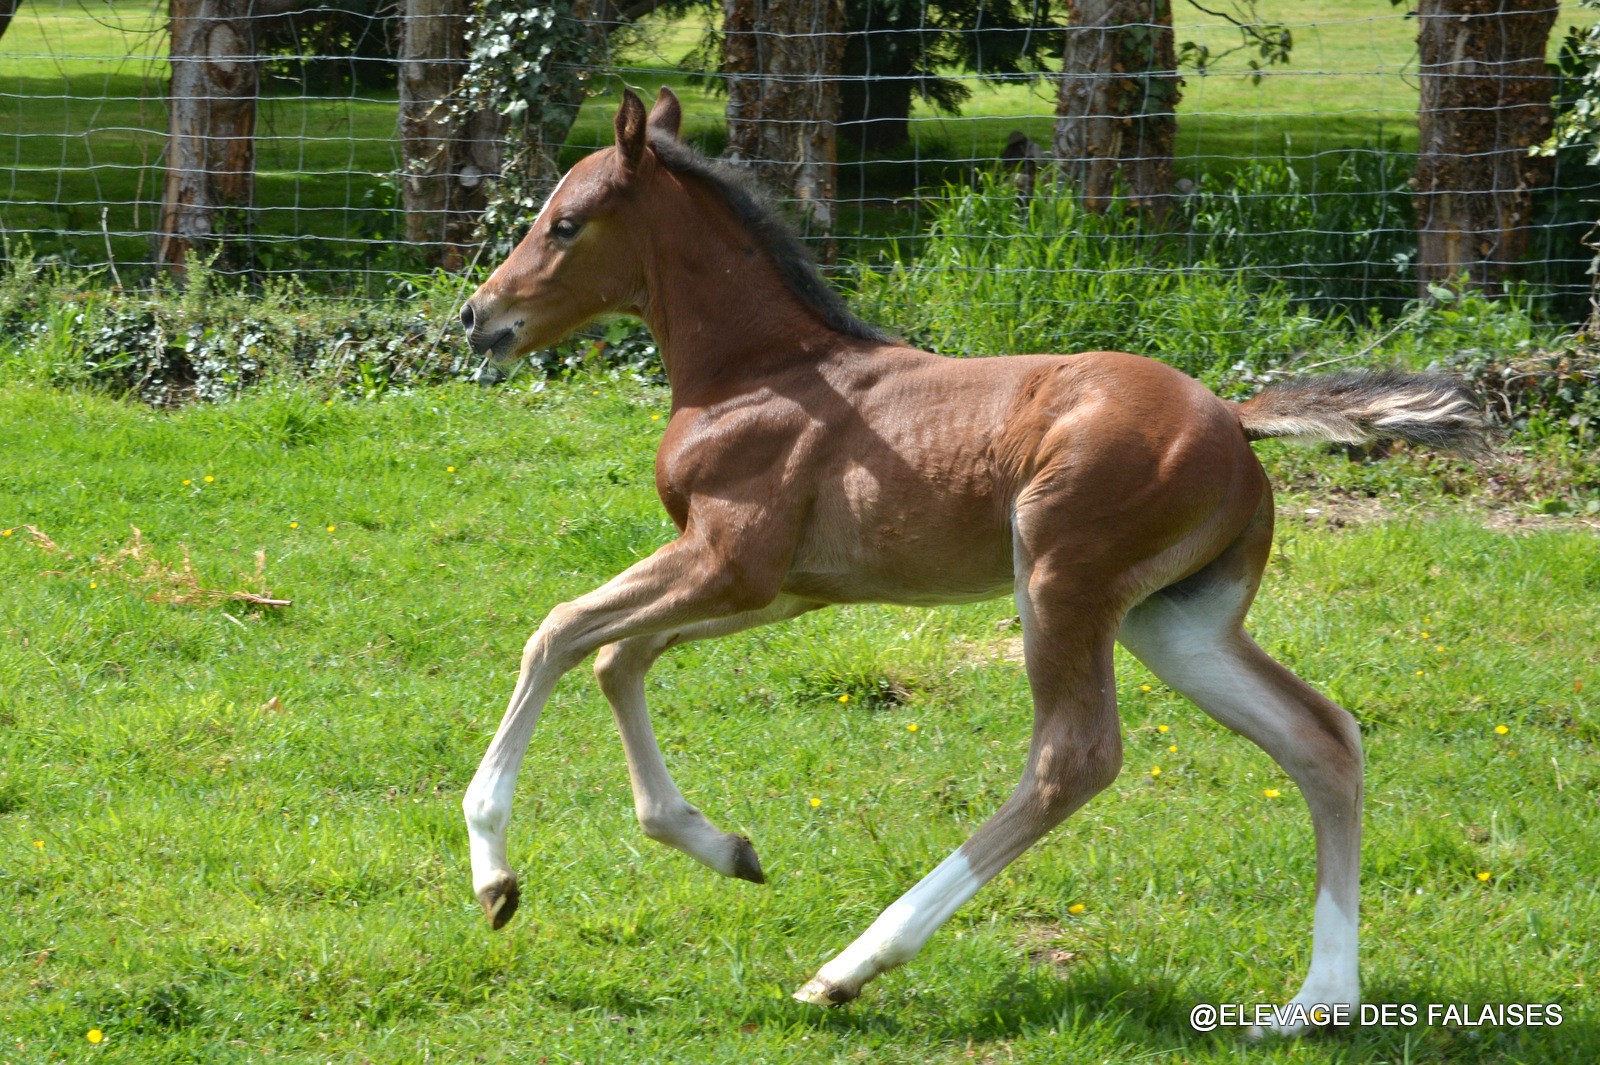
398;0;505;271
156;0;260;275
1053;0;1181;219
1414;0;1558;294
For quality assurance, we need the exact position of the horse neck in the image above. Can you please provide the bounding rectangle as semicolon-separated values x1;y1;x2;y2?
635;178;850;400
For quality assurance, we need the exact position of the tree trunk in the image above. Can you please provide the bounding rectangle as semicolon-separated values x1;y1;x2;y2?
398;0;505;272
157;0;259;274
722;0;847;253
1414;0;1558;294
0;0;18;45
1053;0;1181;219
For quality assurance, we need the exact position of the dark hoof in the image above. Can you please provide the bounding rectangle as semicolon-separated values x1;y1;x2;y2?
731;835;766;885
477;873;520;930
793;977;857;1006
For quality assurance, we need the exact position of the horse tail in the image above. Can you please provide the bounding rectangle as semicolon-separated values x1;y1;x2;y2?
1232;370;1487;451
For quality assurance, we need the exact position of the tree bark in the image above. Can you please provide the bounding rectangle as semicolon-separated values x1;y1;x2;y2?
722;0;847;252
1414;0;1558;293
157;0;260;274
1053;0;1181;219
398;0;505;271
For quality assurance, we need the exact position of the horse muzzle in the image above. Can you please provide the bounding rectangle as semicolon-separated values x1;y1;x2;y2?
460;300;522;361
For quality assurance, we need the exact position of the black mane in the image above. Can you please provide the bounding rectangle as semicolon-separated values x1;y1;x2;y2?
647;132;896;345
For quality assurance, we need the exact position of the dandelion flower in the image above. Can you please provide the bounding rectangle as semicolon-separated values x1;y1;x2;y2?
907;723;918;732
87;1029;103;1044
447;466;456;473
1494;725;1509;736
1476;871;1491;882
1149;766;1162;778
1263;788;1281;799
33;839;43;848
1168;744;1177;753
182;479;192;486
837;694;850;704
1140;685;1152;692
88;581;98;589
1067;903;1085;915
1420;632;1430;640
2;528;12;536
203;475;214;483
1157;724;1169;733
326;525;336;533
1416;670;1425;676
289;521;299;529
650;413;661;421
809;797;821;808
1436;646;1445;653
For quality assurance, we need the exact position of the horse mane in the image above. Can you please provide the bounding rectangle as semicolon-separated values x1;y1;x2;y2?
647;132;896;345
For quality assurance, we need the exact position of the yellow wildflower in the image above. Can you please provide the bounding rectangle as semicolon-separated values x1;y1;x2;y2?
1067;903;1085;915
1263;788;1281;799
1494;725;1509;736
87;1029;103;1044
809;797;821;808
1476;871;1491;882
1149;766;1162;778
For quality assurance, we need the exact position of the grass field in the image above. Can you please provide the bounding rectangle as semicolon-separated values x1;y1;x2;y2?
4;1;1598;274
1;375;1596;1063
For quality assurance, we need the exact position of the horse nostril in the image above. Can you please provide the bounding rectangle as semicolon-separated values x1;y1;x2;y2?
460;302;476;332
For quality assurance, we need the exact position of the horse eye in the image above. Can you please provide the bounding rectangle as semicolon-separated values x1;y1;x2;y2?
550;218;582;241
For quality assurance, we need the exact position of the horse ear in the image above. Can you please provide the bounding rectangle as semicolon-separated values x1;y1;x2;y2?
647;87;682;142
614;89;648;176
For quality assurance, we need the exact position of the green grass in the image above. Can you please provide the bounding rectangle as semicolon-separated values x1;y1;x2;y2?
1;377;1596;1062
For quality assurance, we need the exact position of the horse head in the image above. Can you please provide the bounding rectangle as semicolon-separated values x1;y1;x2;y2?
460;88;683;362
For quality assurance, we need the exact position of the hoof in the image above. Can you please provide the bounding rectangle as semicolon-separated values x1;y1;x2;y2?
731;835;766;885
477;872;520;930
793;977;857;1007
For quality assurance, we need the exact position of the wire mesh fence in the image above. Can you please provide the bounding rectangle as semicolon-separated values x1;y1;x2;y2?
3;0;1598;345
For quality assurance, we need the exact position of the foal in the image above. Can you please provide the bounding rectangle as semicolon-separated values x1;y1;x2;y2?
458;88;1484;1029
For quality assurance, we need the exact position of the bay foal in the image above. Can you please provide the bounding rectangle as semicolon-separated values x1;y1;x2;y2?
458;88;1484;1028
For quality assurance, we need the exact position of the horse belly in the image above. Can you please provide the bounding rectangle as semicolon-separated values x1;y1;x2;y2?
782;474;1015;606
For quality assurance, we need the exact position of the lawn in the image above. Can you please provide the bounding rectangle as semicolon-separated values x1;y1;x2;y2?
4;1;1598;274
0;376;1595;1063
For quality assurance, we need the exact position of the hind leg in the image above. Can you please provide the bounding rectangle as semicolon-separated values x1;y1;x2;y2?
794;544;1124;1005
1119;542;1362;1035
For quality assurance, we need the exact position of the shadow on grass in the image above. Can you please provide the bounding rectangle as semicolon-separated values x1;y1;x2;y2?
737;966;1596;1061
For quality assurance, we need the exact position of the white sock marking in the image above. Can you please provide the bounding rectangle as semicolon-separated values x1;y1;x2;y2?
809;848;982;995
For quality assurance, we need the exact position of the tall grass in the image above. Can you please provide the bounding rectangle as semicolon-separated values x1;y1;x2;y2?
850;179;1341;387
847;175;1573;395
